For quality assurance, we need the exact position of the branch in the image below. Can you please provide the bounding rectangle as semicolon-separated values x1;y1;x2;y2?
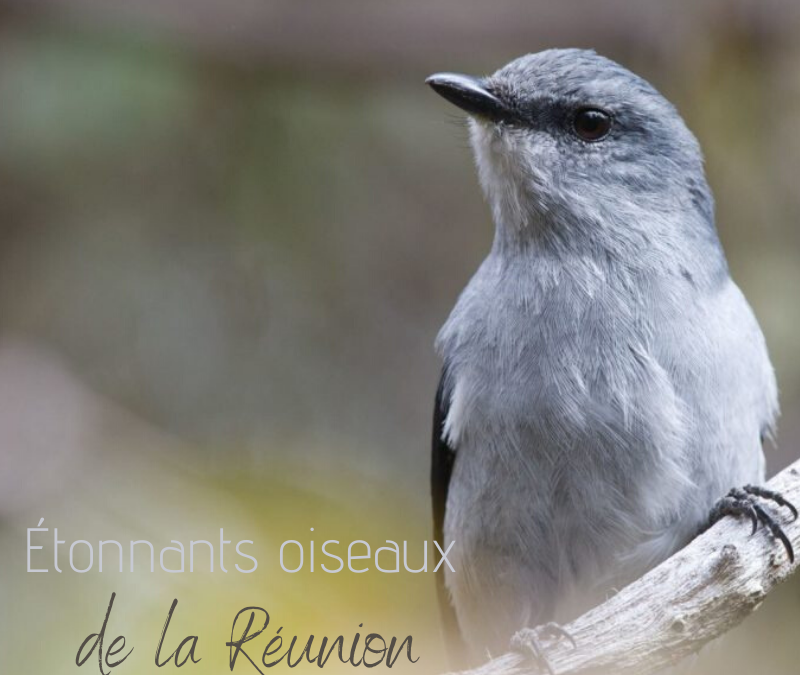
449;457;800;675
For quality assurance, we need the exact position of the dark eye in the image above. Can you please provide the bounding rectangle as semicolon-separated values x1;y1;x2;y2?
573;108;612;142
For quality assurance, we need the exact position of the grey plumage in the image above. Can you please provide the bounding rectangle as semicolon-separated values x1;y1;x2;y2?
429;49;777;663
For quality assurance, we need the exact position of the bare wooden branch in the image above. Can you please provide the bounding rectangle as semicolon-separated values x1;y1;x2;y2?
448;457;800;675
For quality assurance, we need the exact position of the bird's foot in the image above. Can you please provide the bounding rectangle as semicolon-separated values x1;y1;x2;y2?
510;623;575;675
709;484;798;563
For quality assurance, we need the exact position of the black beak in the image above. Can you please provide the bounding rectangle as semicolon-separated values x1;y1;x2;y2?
426;73;508;120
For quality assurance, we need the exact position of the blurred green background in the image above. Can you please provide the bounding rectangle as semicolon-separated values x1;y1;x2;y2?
1;1;800;673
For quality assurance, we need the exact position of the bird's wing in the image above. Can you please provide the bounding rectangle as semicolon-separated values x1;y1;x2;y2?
431;369;467;667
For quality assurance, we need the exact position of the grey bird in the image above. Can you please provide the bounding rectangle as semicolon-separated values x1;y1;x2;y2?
427;49;796;669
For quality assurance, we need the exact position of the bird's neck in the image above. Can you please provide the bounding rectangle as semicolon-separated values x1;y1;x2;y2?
489;196;726;288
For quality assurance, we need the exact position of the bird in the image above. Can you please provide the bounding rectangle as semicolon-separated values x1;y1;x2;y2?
426;48;796;670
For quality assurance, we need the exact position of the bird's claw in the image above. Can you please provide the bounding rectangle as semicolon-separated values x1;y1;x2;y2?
743;484;799;521
510;623;575;675
710;485;797;563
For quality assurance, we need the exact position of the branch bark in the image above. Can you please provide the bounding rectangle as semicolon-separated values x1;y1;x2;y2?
449;457;800;675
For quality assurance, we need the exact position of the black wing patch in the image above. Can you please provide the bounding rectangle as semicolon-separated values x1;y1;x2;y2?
431;369;467;668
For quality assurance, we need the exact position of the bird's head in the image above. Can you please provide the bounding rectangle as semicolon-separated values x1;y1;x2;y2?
428;49;716;257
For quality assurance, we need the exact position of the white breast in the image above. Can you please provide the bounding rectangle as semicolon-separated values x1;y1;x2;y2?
436;257;772;659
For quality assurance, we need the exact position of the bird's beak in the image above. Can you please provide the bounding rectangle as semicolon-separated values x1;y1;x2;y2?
426;73;508;121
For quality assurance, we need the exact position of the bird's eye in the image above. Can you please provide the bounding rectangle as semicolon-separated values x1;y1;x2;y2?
573;108;612;142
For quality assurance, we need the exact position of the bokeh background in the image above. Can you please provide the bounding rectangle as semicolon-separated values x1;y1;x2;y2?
2;1;800;673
